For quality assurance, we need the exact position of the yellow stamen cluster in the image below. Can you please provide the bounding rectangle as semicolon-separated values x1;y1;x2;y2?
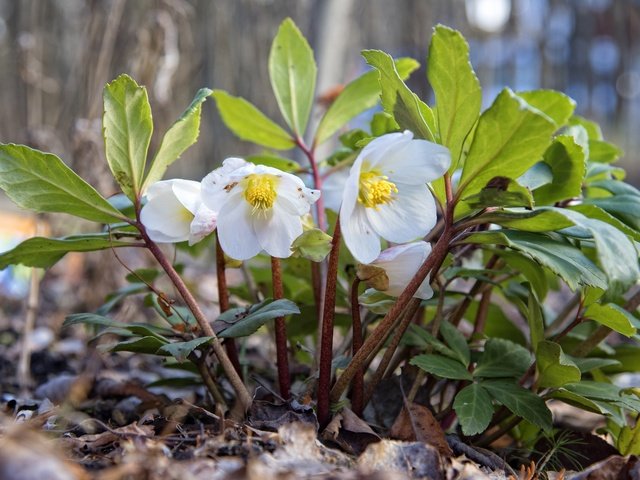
243;174;278;212
358;170;398;209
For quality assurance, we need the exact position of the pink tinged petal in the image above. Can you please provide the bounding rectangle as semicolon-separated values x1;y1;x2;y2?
140;188;192;243
275;172;320;215
170;179;203;214
189;204;217;246
380;139;451;185
341;204;381;264
365;184;438;243
322;166;350;212
216;196;262;260
252;209;303;258
359;131;413;169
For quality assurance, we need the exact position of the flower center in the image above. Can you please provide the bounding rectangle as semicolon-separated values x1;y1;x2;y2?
358;170;398;208
243;174;278;211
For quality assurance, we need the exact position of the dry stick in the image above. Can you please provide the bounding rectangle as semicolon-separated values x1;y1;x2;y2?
363;297;422;406
329;174;456;405
317;219;342;428
216;236;242;378
350;277;364;416
141;230;252;412
271;257;291;399
189;352;228;410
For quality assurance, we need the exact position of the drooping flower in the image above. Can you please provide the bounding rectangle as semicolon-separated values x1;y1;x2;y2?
201;158;320;260
140;179;217;245
340;131;451;263
357;241;433;299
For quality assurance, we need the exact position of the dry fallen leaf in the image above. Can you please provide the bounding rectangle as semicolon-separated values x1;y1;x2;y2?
322;407;381;455
389;401;452;458
358;439;445;480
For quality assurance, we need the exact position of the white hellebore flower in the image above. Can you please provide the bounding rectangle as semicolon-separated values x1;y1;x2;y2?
201;158;320;260
365;241;434;299
340;130;451;263
140;179;217;245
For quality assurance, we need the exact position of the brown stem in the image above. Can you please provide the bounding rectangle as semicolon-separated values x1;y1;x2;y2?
472;289;492;337
216;236;242;379
190;352;227;410
271;257;291;399
140;227;251;412
317;219;341;428
350;277;364;416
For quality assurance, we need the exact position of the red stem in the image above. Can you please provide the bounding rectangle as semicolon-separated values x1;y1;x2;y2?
295;136;327;232
271;257;291;399
350;277;364;416
317;218;342;428
215;237;243;378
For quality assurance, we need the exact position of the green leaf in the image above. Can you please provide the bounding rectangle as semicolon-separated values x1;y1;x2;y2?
563;381;622;401
212;90;295;149
569;204;640;242
536;341;581;388
550;389;618;416
246;153;299;172
107;336;168;354
583;303;637;337
290;228;333;262
362;49;435;141
457;88;556;203
463;230;608;290
497;250;548;299
482;379;552;431
402;325;460;361
315;57;419;145
517;90;575;127
454;384;494;436
588;140;623;163
527;291;545;350
358;288;395;314
533;135;586;205
125;268;160;284
0;144;125;223
0;234;133;270
440;321;470;367
570;357;621;373
157;337;215;363
143;88;211;189
427;25;481;169
268;18;316;135
568;115;602;140
463;177;533;209
410;354;472;380
474;338;532;378
103;74;153;200
583;195;640;230
217;298;300;338
618;422;640;455
590;179;640;197
475;208;574;232
64;312;127;329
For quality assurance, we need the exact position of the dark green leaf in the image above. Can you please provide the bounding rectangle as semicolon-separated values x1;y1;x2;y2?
527;291;545;350
103;74;153;200
315;57;419;145
217;298;300;338
475;208;574;232
536;341;581;388
569;204;640;242
474;338;532;378
457;88;556;204
533;135;586;205
212;90;295;149
583;195;640;230
481;379;552;431
517;90;575;127
157;337;215;363
0;144;125;223
463;177;533;209
107;336;168;354
402;325;460;361
454;384;494;436
125;268;160;284
427;25;481;169
362;49;435;141
143;88;211;188
0;234;133;270
440;321;470;366
64;313;127;329
410;354;472;380
268;18;316;135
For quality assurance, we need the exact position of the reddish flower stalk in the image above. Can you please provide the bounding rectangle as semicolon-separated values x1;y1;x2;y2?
271;256;291;399
350;277;364;416
317;218;342;428
216;236;242;378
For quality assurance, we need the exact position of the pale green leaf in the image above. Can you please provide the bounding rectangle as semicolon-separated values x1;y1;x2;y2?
533;135;586;205
410;354;472;380
0;144;125;223
583;303;636;337
246;153;299;172
453;384;494;436
103;74;153;200
212;90;295;149
589;139;623;163
517;90;575;127
315;57;419;145
143;88;212;189
536;341;581;388
482;379;552;431
428;25;481;169
268;18;316;135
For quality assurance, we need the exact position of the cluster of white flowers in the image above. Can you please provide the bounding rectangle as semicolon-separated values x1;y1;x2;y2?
140;131;450;299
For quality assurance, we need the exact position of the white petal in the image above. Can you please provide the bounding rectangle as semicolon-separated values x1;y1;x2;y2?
365;184;437;243
189;204;217;245
414;277;434;300
341;204;381;264
380;139;451;185
322;166;350;212
170;179;202;214
252;209;303;258
140;188;191;243
200;158;251;211
275;172;320;216
359;131;412;169
373;242;431;297
216;195;262;260
145;180;174;200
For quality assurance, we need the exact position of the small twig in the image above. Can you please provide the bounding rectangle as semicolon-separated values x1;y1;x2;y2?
271;256;290;399
18;262;41;394
350;277;364;416
216;236;242;378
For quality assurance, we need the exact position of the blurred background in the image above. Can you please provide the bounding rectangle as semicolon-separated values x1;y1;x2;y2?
1;0;640;305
